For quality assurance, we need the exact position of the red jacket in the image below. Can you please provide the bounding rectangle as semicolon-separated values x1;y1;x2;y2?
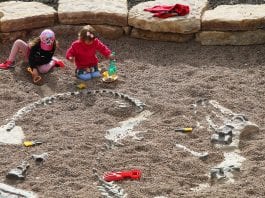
144;4;190;18
66;39;111;69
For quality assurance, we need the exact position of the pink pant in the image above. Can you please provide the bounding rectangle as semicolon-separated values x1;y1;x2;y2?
8;39;56;74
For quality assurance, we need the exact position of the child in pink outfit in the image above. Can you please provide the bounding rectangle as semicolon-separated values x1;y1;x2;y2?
66;26;114;81
0;29;64;83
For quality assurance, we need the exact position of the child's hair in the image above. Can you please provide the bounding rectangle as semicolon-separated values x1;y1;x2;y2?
28;37;41;48
78;26;97;42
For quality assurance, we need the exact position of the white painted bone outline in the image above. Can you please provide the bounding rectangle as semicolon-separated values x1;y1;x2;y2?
191;99;259;191
1;89;145;197
3;89;145;132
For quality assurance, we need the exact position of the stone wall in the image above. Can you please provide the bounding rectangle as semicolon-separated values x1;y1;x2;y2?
0;0;265;45
197;4;265;45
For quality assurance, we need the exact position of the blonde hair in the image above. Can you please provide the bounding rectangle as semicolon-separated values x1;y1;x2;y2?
28;36;57;49
28;37;41;48
78;26;97;42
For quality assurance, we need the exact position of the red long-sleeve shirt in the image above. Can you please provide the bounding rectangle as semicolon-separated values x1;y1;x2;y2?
66;39;111;69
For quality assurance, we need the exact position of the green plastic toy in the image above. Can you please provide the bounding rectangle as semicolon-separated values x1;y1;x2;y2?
102;52;118;83
108;52;117;76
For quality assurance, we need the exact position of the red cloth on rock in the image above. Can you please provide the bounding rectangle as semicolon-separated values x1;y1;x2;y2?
144;4;190;18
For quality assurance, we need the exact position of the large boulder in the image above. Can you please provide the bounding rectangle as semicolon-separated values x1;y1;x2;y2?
30;24;124;40
0;31;27;43
0;1;56;33
196;30;265;45
128;0;208;34
58;0;128;26
29;25;84;38
92;25;124;40
131;28;194;42
202;4;265;31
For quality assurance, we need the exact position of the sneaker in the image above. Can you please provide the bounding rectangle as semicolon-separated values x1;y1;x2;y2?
54;59;65;68
0;60;14;70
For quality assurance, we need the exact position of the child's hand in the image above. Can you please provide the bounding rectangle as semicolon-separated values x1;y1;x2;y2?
68;56;75;63
109;53;116;60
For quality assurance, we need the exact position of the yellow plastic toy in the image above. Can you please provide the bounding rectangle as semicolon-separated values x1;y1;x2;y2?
175;128;193;133
23;141;42;147
102;71;118;83
27;67;42;83
77;83;87;89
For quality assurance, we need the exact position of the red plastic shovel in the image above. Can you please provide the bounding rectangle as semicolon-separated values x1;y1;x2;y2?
103;169;141;182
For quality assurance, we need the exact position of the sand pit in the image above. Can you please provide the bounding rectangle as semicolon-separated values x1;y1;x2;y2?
0;31;264;197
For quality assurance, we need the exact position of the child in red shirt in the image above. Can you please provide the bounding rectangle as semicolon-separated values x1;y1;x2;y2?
66;27;114;81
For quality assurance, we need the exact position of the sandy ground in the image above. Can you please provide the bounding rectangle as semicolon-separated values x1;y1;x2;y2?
0;32;265;198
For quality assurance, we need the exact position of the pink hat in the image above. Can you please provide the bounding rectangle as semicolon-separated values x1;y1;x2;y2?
40;29;55;51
